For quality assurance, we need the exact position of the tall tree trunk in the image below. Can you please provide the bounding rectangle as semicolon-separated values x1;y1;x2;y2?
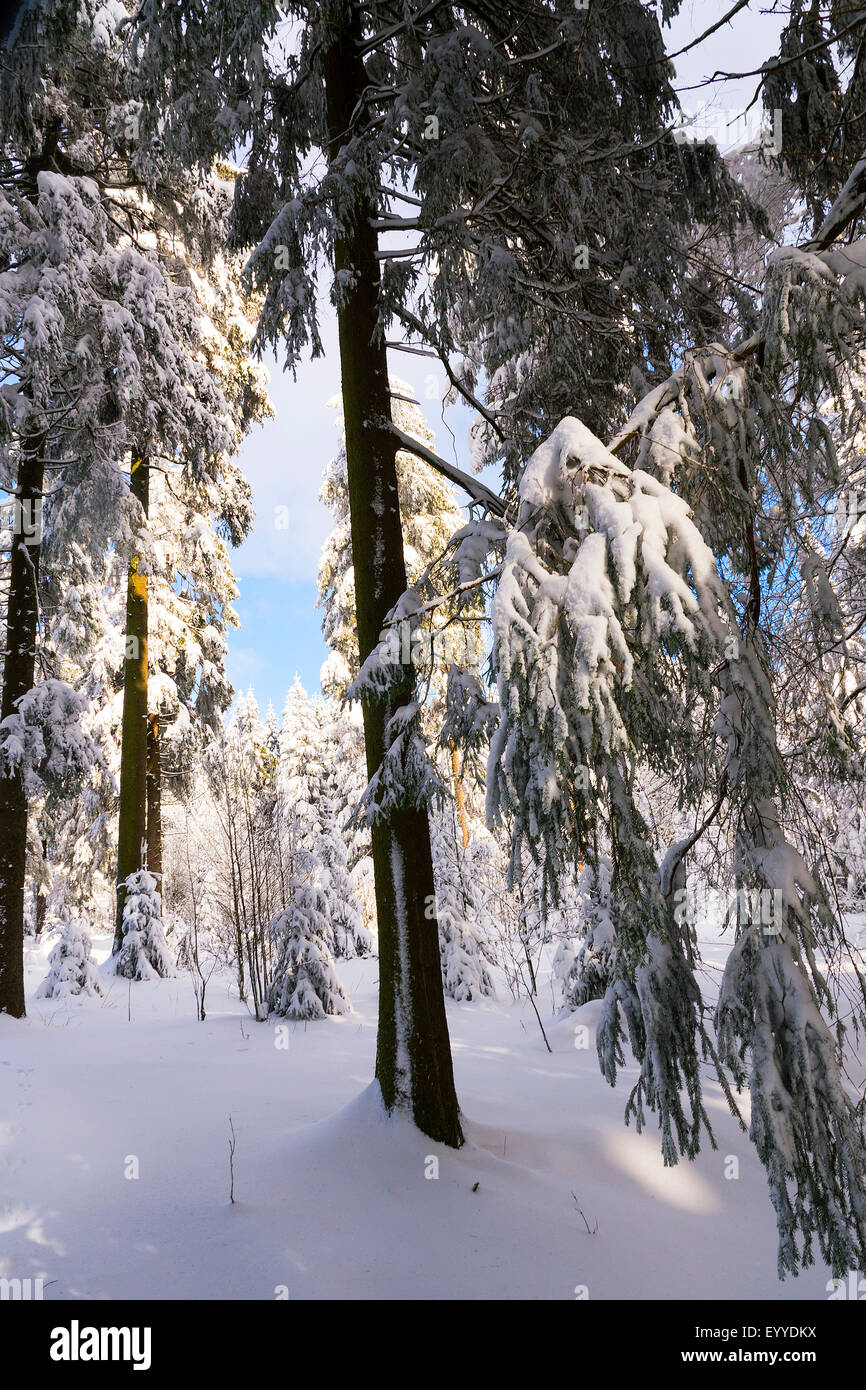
451;744;470;849
323;1;462;1146
113;456;149;950
0;431;46;1017
146;711;162;883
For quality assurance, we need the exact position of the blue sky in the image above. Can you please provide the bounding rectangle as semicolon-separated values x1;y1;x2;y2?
224;311;477;714
223;0;785;715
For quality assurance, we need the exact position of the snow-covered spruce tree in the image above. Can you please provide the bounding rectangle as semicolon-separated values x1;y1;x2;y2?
317;701;375;957
708;284;866;1275
131;0;755;1145
0;156;116;1017
486;397;866;1275
759;358;866;942
36;918;102;1000
267;886;350;1021
0;0;236;1011
487;139;866;1273
395;7;762;489
763;2;866;233
276;677;325;862
429;805;495;1002
316;766;370;961
108;868;174;982
144;446;256;853
142;242;269;870
112;228;265;948
612;145;866;1278
724;1;866;808
810;420;866;926
561;861;616;1011
46;279;260;947
271;680;370;976
649;129;866;1008
0;3;261;954
274;680;328;920
3;679;111;958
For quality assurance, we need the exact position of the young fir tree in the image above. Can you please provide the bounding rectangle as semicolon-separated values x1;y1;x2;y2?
317;701;375;957
272;679;367;971
429;805;495;1003
109;868;174;982
36;918;102;1000
277;677;325;854
267;886;350;1021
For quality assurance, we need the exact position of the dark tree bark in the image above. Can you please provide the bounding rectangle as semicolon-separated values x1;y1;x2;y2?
146;710;162;883
0;431;46;1017
35;836;48;939
113;456;150;950
322;2;462;1146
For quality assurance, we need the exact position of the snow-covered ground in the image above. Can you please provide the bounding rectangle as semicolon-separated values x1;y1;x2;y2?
0;933;846;1300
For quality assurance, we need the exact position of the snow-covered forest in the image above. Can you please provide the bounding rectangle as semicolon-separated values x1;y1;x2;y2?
2;0;866;1314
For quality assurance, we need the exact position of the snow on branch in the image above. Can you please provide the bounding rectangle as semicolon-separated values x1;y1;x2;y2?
487;405;866;1276
386;423;508;517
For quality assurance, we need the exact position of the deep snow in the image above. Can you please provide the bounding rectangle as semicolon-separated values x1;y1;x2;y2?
0;933;852;1300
